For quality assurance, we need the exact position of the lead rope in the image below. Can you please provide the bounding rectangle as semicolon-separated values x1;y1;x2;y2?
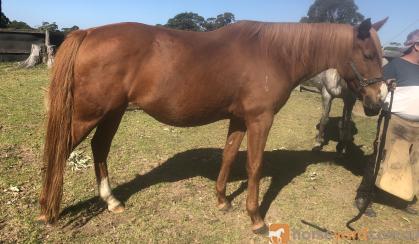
301;81;396;238
346;81;396;231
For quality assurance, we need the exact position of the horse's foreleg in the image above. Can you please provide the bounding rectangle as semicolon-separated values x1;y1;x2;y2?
91;109;125;213
313;88;332;151
215;118;246;211
245;112;273;234
337;95;356;153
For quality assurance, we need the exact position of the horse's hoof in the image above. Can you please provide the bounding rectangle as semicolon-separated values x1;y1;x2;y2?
109;203;125;213
336;142;345;154
403;205;418;215
36;214;48;224
312;145;323;152
252;222;269;235
364;207;377;217
217;201;232;212
36;215;53;227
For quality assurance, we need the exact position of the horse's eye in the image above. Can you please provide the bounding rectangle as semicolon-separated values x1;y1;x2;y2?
363;52;373;60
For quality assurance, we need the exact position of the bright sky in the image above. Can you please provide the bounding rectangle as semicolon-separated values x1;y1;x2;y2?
4;0;419;45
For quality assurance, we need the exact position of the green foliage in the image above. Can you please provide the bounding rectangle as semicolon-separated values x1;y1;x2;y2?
300;0;364;26
7;20;33;29
165;12;206;31
61;25;79;34
388;42;401;46
0;14;9;28
0;12;9;28
37;21;59;32
3;17;78;33
203;12;236;31
0;0;10;28
164;12;236;32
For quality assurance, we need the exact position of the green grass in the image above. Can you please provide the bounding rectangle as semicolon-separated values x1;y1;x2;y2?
0;63;417;243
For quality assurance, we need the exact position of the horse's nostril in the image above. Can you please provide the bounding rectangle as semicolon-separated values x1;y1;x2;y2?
363;103;381;116
362;94;382;116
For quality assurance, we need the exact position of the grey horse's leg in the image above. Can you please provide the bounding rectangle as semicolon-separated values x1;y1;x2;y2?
313;87;332;151
337;94;356;153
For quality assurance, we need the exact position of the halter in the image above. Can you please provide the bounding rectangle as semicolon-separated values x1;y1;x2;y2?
349;61;383;91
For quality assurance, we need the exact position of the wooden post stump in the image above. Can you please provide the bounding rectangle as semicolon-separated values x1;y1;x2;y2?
46;45;55;69
45;30;55;68
18;43;46;68
18;30;55;68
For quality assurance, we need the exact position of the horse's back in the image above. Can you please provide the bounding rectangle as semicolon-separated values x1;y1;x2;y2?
72;22;251;126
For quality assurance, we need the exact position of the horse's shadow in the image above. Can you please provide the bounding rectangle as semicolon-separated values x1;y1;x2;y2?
315;116;367;175
60;147;368;228
317;116;358;145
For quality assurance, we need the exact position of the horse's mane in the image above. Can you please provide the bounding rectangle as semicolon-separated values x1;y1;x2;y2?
235;21;354;72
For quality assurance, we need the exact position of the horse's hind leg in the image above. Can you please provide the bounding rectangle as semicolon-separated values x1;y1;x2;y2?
215;118;246;211
38;101;110;223
313;87;332;151
91;108;126;213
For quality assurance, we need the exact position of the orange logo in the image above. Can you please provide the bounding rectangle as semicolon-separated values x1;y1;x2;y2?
269;224;290;244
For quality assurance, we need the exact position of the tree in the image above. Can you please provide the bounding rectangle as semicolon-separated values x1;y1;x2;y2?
165;12;206;31
389;42;401;47
38;21;59;32
0;0;11;28
300;0;364;26
61;25;79;34
203;12;235;31
164;12;236;32
7;20;32;29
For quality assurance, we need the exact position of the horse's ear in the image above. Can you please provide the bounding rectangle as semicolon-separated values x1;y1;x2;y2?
357;18;371;40
372;17;388;31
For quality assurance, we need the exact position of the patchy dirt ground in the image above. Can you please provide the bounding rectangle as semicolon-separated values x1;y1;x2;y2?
0;63;417;243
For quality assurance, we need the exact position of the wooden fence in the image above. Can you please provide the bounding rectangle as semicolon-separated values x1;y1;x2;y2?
0;29;64;62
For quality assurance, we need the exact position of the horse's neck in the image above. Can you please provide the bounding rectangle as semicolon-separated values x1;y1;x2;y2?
292;45;345;85
267;23;352;84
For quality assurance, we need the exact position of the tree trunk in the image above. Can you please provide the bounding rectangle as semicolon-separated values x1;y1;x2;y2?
18;43;46;68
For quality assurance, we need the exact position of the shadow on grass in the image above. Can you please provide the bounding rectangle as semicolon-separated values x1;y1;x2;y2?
375;190;417;211
60;147;369;227
317;117;358;147
315;116;369;176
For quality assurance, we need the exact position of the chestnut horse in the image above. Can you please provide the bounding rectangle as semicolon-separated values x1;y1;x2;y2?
39;18;388;233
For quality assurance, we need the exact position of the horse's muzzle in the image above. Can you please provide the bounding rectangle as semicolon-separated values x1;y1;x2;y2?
363;103;381;116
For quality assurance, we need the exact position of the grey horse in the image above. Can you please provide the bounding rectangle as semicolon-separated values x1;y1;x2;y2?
310;57;391;153
310;69;357;153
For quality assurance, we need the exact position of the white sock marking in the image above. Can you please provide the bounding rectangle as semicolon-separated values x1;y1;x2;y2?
99;177;121;210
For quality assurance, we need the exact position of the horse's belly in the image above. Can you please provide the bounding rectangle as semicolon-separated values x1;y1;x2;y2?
142;104;230;127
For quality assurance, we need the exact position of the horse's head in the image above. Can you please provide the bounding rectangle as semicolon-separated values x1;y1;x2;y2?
339;18;388;116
